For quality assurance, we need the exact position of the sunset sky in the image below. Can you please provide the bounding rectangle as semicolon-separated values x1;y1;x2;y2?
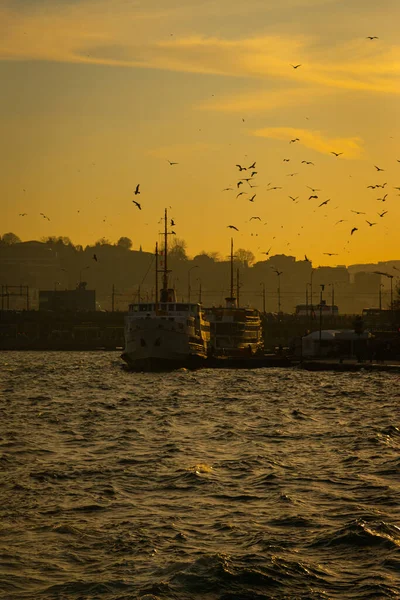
1;0;399;266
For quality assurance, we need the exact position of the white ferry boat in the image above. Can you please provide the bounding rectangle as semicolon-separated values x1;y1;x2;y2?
205;239;264;358
121;210;210;371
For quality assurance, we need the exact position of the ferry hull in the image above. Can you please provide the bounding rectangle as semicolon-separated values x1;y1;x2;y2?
122;318;207;371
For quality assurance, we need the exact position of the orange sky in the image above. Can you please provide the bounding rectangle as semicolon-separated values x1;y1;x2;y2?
1;0;399;266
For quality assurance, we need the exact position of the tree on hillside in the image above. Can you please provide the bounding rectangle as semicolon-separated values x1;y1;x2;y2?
1;232;21;245
195;251;221;262
95;237;112;246
235;248;255;266
116;237;133;250
42;236;73;247
169;238;188;261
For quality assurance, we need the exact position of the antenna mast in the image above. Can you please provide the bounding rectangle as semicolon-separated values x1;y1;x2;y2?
155;242;159;311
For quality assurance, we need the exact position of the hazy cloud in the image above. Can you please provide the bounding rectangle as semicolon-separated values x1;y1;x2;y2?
252;127;364;158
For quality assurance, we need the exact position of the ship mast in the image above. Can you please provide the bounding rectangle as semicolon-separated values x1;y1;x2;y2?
163;208;168;292
155;241;158;312
230;237;234;300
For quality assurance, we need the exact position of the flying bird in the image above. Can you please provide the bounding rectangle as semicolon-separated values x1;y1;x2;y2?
287;172;298;177
351;210;366;215
167;160;178;165
366;36;379;40
222;187;234;191
171;219;175;226
366;220;377;226
323;252;338;256
331;152;343;157
367;185;376;189
237;181;243;188
304;255;310;262
283;158;290;162
290;64;302;69
267;186;282;191
171;230;176;235
236;191;246;198
377;194;388;201
289;138;300;143
250;216;261;221
377;210;388;217
273;269;283;276
309;195;319;200
318;199;330;207
289;196;299;202
134;184;140;195
301;161;314;165
262;247;272;255
307;186;321;192
248;162;256;169
236;164;247;171
227;225;239;231
19;213;27;216
250;171;257;177
374;165;384;171
335;219;347;225
93;254;98;262
249;194;256;202
132;200;142;210
350;227;358;235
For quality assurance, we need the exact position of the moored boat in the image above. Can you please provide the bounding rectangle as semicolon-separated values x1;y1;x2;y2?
121;210;210;371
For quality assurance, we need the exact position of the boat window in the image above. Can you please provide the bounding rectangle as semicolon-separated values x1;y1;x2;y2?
176;303;189;311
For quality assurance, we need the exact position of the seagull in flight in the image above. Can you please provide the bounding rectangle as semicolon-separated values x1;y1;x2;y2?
366;36;379;40
248;161;256;169
301;161;314;165
236;191;246;198
331;152;343;157
167;160;178;165
351;210;366;215
283;158;290;162
335;219;347;225
222;187;234;191
236;164;247;171
309;195;319;200
249;194;256;202
350;227;358;235
262;247;272;255
132;200;142;210
227;225;239;231
367;185;376;189
377;194;388;202
374;165;384;171
134;184;140;195
237;181;243;188
323;252;338;256
289;196;299;202
19;213;27;216
287;173;298;177
290;138;300;143
318;199;331;207
290;64;302;69
366;220;377;227
267;186;282;191
307;186;321;192
250;216;261;221
378;210;388;217
171;219;175;226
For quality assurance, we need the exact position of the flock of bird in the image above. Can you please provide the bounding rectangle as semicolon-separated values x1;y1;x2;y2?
15;35;398;268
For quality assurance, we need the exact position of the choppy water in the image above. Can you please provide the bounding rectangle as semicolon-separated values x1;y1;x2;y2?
1;352;399;600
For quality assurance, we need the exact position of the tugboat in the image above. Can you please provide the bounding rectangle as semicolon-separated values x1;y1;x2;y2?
205;239;264;360
121;209;210;371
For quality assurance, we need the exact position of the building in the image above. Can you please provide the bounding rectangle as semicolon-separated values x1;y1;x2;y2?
39;282;95;311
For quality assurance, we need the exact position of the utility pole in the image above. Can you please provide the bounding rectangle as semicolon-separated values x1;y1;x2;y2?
111;284;115;312
319;284;325;355
236;268;240;307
